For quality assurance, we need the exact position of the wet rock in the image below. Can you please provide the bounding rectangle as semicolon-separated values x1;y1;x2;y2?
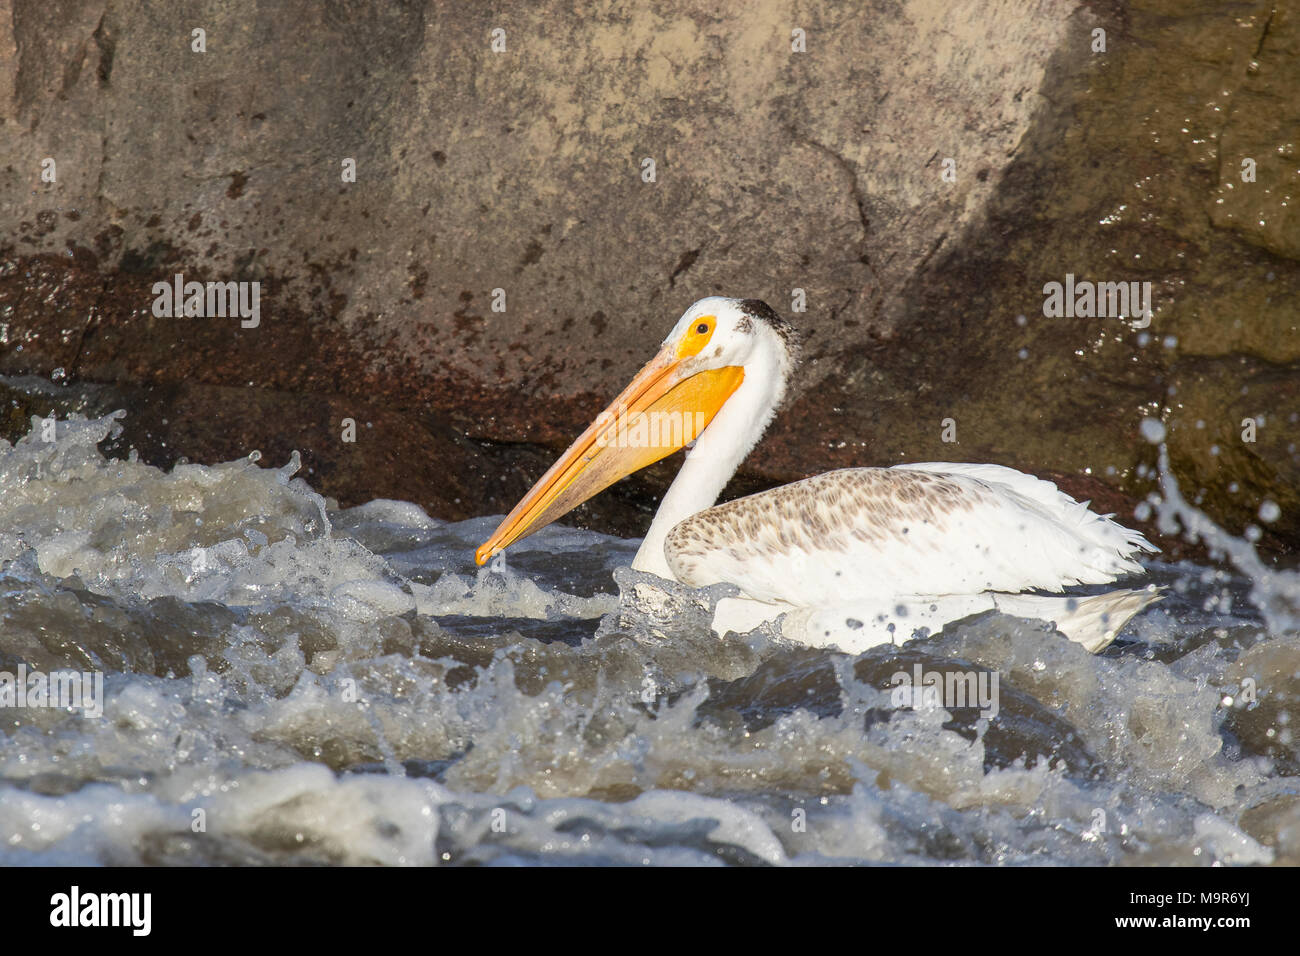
1163;356;1300;551
1209;5;1300;260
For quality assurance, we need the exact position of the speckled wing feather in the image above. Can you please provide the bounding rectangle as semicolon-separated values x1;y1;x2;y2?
663;465;1156;605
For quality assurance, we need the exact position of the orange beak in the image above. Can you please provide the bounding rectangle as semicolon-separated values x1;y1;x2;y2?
475;343;744;565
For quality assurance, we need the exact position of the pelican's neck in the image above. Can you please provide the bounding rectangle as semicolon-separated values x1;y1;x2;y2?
631;336;789;579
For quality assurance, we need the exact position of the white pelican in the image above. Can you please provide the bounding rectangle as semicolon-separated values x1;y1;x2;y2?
476;297;1159;653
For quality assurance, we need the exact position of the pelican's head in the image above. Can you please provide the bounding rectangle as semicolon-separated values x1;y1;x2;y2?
475;297;799;565
657;295;796;375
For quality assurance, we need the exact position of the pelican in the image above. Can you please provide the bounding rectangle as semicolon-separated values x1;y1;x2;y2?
476;297;1159;653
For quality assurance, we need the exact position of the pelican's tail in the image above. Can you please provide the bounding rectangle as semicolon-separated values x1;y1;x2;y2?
994;587;1163;653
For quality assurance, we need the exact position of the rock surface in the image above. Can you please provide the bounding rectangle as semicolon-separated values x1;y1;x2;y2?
1;0;1296;554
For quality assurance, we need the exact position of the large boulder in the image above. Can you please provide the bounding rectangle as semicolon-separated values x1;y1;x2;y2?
1;0;1295;554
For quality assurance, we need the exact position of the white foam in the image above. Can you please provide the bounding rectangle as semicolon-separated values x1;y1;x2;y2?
0;410;1295;866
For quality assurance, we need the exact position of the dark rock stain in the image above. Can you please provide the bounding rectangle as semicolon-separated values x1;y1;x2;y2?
668;248;700;287
518;239;544;270
408;265;428;299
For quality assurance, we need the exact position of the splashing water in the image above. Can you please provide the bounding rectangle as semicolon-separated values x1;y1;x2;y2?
0;412;1295;865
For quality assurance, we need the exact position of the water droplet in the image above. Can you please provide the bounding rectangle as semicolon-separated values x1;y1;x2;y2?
1139;418;1166;443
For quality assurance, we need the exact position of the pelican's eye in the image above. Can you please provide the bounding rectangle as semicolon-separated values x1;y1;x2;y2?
676;314;717;359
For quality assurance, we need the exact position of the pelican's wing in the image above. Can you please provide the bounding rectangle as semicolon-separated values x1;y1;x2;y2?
663;466;1156;605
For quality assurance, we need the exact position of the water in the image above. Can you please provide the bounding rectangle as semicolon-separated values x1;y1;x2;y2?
0;412;1296;866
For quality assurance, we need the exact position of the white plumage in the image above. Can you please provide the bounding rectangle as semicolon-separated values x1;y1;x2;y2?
662;463;1157;652
666;464;1153;604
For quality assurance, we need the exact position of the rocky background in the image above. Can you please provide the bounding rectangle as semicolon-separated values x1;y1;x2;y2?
1;0;1296;556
